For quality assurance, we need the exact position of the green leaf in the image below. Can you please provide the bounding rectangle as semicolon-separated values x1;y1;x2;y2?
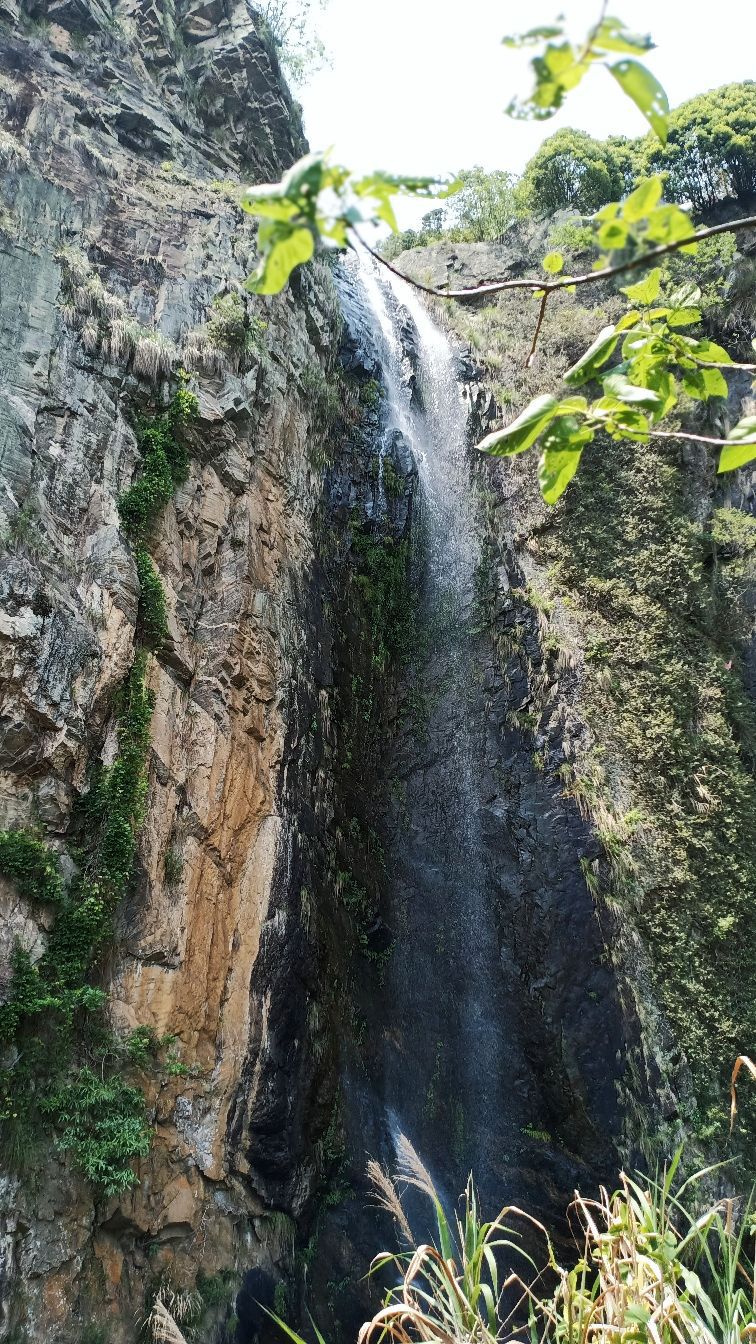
538;417;593;504
616;310;642;333
691;339;733;366
247;222;314;294
727;415;756;441
591;397;650;438
507;41;592;119
668;282;702;309
564;326;619;385
665;308;702;328
477;394;559;456
644;367;677;419
594;201;621;222
699;367;729;399
609;59;669;143
622;176;663;222
556;395;589;415
718;419;756;473
621;268;661;306
240;186;301;222
594;17;655;55
602;372;662;408
543;251;564;275
280;151;327;201
645;204;695;246
502;25;564;48
597;219;628;250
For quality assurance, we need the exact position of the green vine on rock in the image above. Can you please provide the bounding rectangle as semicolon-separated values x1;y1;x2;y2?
119;370;196;541
0;653;156;1193
0;377;197;1195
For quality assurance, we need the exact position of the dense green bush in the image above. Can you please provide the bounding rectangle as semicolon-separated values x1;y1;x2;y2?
445;166;525;240
350;524;414;672
521;128;635;215
0;371;195;1195
0;654;156;1192
135;546;168;647
206;292;266;360
40;1068;151;1196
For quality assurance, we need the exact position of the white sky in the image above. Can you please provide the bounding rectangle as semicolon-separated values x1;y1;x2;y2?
299;1;756;226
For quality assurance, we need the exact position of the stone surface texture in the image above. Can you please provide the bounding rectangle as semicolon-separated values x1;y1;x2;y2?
0;2;343;1338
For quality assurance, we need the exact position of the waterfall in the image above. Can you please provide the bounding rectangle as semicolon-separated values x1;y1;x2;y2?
340;247;524;1213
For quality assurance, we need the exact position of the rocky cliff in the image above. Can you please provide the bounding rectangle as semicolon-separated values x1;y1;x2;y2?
0;2;351;1338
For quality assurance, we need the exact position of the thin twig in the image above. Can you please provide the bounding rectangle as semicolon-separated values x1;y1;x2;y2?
355;214;756;303
644;429;756;448
526;290;549;366
581;0;610;61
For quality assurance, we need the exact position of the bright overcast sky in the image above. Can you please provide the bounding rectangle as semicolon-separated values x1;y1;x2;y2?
299;0;756;225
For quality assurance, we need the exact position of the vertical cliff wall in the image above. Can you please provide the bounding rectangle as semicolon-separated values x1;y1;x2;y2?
0;3;350;1337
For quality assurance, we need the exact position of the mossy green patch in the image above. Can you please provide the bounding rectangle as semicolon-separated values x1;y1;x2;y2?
539;433;756;1149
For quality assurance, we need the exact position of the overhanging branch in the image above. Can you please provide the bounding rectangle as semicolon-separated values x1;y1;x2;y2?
355;214;756;303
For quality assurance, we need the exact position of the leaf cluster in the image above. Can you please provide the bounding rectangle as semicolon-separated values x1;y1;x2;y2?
241;152;458;293
479;178;756;501
504;14;669;142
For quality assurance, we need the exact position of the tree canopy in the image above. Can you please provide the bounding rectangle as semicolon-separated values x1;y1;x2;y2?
521;128;635;216
445;167;524;241
640;82;756;212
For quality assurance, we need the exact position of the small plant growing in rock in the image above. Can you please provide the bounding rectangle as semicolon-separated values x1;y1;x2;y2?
164;846;183;887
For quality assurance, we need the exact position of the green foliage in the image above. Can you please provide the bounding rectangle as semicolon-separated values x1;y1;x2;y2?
206;292;267;360
382;459;404;499
547;216;599;256
196;1269;238;1311
256;0;330;88
273;1281;290;1320
40;1068;151;1196
477;195;755;501
539;433;756;1145
445;167;525;241
522;128;634;215
164;846;183;886
119;373;197;540
135;546;168;647
504;14;667;140
0;830;63;905
241;151;458;293
301;363;342;431
350;524;414;672
640;83;756;211
0;655;157;1192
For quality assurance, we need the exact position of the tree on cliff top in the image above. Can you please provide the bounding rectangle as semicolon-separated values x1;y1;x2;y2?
521;128;636;215
256;0;331;86
639;82;756;211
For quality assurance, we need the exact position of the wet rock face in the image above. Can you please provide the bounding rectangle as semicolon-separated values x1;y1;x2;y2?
0;4;342;1339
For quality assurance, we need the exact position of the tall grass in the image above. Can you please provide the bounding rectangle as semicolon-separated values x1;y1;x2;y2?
147;1120;756;1344
261;1134;756;1344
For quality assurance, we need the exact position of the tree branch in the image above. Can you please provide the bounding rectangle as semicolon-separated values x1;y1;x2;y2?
644;428;756;448
356;215;756;303
526;291;549;367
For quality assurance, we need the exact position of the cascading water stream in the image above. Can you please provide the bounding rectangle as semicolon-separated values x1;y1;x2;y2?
339;248;527;1211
